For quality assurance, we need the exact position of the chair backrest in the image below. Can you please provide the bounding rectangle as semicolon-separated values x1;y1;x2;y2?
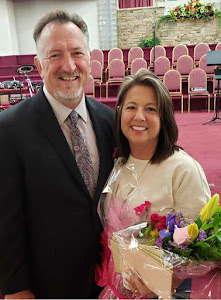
84;74;95;97
150;45;166;65
128;47;144;67
177;55;193;76
172;44;189;66
154;56;170;76
108;48;123;66
215;42;221;51
163;69;182;92
108;59;125;79
194;43;210;66
90;60;102;82
130;58;147;74
91;49;104;69
199;54;216;75
188;68;207;92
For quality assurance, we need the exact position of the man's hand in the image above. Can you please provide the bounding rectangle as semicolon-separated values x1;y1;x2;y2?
4;290;35;299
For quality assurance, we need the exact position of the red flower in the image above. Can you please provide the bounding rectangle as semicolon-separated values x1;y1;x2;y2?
150;213;160;224
186;4;190;10
159;216;166;224
175;8;178;12
208;6;211;10
206;12;210;16
144;201;151;209
134;201;151;216
156;222;167;231
134;204;146;215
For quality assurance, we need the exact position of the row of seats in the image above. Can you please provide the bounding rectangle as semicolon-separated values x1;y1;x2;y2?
85;67;219;113
91;42;221;71
89;43;221;98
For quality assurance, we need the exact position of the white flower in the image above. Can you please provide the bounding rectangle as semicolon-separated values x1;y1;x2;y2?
200;8;204;13
174;12;177;16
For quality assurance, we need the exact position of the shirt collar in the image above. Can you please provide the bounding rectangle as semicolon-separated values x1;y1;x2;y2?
43;85;88;125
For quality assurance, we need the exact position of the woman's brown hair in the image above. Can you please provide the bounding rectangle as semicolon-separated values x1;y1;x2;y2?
114;69;180;164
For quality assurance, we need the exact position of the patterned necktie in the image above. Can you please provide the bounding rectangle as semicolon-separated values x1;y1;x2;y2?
69;110;96;197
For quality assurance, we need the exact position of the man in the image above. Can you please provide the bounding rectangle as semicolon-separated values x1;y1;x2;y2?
0;10;114;299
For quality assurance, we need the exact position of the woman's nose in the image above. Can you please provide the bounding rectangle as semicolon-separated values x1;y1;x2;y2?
134;110;146;121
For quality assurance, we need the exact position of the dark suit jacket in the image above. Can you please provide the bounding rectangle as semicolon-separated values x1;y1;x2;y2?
0;88;114;298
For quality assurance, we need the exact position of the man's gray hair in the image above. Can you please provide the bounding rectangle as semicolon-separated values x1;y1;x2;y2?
33;9;89;48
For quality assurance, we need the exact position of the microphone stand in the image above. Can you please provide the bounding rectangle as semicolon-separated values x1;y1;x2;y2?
203;73;221;125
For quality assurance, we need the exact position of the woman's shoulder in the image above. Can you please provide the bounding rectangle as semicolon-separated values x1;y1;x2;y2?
163;149;204;172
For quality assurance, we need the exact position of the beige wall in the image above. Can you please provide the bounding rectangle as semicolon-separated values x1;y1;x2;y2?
117;6;221;48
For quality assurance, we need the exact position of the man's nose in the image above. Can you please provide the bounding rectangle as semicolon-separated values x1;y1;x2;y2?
62;55;76;73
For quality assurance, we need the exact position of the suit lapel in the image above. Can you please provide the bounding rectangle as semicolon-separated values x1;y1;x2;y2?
34;89;91;198
86;97;107;199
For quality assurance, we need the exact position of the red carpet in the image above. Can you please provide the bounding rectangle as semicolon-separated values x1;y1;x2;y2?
175;111;221;198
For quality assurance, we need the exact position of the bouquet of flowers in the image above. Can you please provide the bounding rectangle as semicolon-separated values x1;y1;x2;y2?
111;194;221;299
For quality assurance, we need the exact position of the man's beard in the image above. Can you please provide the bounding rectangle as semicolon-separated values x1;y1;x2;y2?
54;86;83;104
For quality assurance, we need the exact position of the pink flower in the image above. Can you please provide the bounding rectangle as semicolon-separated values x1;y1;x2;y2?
134;204;145;215
144;201;151;209
150;214;160;224
173;226;191;246
134;201;151;216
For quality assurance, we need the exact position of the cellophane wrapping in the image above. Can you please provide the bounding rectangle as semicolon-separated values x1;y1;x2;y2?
95;158;221;299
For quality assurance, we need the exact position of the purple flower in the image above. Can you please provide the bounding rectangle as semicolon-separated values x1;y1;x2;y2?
166;213;176;232
159;229;172;239
155;237;163;246
196;230;207;242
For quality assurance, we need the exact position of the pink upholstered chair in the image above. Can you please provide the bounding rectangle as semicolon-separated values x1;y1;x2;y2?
84;75;95;98
106;48;123;81
177;55;194;81
163;69;183;113
154;56;170;80
90;60;103;97
91;49;104;69
106;59;125;98
172;44;188;69
194;43;210;67
127;47;144;74
188;68;210;112
215;42;221;51
149;45;166;71
199;54;216;79
107;48;123;66
130;58;147;74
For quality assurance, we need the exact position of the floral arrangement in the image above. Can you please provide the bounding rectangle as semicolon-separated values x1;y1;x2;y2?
158;0;221;25
135;193;221;262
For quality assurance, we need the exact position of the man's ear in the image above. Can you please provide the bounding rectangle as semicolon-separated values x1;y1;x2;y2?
34;56;43;79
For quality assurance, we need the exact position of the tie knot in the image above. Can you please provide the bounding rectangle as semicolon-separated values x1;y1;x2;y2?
69;110;78;126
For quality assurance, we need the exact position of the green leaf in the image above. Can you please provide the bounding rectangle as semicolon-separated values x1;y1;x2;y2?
195;215;203;229
216;234;221;242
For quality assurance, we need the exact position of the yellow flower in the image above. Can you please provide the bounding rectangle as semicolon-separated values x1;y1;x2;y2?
200;194;220;223
150;229;159;238
187;223;199;240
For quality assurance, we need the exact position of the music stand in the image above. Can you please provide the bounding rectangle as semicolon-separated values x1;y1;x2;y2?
16;65;35;97
203;51;221;125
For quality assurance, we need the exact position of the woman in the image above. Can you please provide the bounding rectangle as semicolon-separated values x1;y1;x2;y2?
96;69;211;299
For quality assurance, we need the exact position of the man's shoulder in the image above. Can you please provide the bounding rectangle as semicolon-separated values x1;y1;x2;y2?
86;96;114;116
0;94;38;124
